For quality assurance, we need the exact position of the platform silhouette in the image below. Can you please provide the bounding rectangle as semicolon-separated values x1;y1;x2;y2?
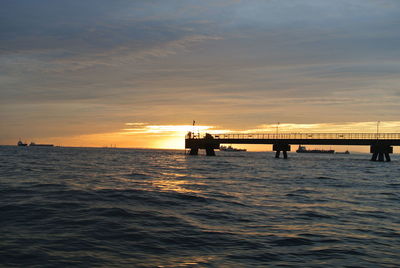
185;132;400;161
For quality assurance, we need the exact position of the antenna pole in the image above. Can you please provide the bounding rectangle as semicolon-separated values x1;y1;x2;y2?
377;121;380;139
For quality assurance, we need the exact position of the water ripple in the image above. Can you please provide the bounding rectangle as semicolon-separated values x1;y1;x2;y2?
1;146;399;267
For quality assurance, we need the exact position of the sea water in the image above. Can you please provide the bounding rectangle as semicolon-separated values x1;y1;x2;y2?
1;146;399;267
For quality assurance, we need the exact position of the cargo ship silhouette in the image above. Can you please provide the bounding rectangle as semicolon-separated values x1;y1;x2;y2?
17;140;53;147
296;145;334;154
29;142;54;147
219;145;247;152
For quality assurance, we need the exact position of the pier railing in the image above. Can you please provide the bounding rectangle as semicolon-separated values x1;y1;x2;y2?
186;133;400;140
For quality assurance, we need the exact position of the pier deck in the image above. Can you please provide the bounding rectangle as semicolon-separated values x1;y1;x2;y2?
185;133;400;161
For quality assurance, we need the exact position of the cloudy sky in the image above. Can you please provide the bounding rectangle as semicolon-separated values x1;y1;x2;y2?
1;0;400;148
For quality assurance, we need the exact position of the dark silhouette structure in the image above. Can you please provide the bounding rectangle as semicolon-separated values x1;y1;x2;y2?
185;133;400;161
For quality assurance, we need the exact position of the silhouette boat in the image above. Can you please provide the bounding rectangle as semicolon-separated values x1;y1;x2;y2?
220;145;247;152
29;142;54;147
336;150;350;154
17;140;28;146
296;145;334;154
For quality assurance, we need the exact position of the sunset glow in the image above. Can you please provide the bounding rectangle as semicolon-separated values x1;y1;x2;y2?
19;121;400;152
1;1;400;151
2;2;400;267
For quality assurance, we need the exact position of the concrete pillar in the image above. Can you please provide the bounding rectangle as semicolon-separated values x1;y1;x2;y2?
205;148;216;156
273;144;290;159
370;144;393;162
189;148;199;155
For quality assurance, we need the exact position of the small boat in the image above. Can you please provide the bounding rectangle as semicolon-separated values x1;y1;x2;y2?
220;145;247;152
296;145;334;154
29;142;54;147
17;140;28;146
336;150;350;154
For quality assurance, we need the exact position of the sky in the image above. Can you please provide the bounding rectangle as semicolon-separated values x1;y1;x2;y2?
1;0;400;150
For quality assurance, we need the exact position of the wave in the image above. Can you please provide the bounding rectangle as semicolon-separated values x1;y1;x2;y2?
1;147;399;267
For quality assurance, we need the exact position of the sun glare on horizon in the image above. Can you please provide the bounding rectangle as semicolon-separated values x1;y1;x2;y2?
16;121;400;151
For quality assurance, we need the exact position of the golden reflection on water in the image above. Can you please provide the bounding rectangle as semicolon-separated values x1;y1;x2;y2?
150;178;202;194
157;255;217;267
66;170;206;194
147;172;205;194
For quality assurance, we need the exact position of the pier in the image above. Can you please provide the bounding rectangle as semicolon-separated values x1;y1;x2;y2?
185;133;400;161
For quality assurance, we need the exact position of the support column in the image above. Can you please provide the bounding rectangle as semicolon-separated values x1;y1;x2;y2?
273;144;290;159
370;144;393;162
205;147;216;156
203;133;217;156
189;148;199;155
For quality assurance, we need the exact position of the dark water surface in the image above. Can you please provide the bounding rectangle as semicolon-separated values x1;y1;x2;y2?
1;146;400;267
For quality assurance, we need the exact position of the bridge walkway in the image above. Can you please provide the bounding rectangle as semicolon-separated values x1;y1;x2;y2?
185;133;400;161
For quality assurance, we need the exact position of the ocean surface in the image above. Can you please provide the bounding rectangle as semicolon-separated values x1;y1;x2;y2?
1;146;400;267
